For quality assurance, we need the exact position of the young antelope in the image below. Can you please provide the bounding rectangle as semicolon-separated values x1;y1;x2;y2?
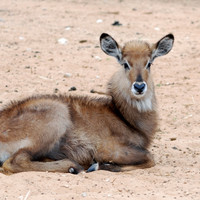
0;33;174;174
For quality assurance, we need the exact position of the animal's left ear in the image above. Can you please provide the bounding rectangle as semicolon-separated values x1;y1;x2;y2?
151;34;174;62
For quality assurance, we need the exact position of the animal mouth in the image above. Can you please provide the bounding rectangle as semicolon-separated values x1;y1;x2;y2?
133;91;146;98
136;91;145;95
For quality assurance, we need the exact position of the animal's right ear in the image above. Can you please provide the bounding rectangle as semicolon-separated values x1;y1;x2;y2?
100;33;122;62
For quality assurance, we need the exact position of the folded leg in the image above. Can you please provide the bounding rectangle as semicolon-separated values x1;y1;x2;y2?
2;149;83;174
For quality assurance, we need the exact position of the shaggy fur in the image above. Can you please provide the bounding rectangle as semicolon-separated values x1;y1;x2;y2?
0;33;174;174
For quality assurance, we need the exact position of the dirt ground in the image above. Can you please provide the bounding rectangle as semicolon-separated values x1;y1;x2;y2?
0;0;199;199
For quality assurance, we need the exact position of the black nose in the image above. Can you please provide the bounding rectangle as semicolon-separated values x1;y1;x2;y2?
134;83;146;93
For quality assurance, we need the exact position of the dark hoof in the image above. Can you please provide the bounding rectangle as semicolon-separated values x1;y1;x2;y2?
68;165;83;174
86;163;99;173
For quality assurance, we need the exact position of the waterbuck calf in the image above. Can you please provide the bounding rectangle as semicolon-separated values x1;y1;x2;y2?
0;33;174;174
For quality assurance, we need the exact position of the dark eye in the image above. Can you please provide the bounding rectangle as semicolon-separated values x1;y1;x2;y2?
124;63;130;70
146;62;151;69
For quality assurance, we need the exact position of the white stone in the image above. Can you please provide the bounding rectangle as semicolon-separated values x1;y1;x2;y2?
96;19;103;23
64;73;72;78
58;38;68;45
154;27;160;31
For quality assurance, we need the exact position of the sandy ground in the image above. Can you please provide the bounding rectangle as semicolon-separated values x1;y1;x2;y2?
0;0;199;199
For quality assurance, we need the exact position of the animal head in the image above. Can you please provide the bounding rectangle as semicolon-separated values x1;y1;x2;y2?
100;33;174;101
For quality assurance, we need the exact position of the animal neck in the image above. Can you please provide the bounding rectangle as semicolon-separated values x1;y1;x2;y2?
110;90;156;123
108;79;158;144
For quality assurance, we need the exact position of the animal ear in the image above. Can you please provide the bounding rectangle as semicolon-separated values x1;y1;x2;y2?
151;34;174;61
100;33;122;62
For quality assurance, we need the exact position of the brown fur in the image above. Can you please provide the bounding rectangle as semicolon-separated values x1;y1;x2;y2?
0;34;174;174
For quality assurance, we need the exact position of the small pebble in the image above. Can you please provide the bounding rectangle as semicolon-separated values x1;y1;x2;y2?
69;87;77;91
58;38;68;45
112;21;122;26
54;88;59;93
154;27;160;31
79;40;87;43
90;89;95;93
39;76;49;80
82;192;87;197
96;19;103;23
65;26;71;30
64;73;72;78
170;138;177;141
63;184;69;188
94;56;101;61
19;36;25;40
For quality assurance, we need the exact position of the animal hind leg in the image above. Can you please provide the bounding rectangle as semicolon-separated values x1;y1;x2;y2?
2;149;83;174
99;153;155;172
87;146;155;173
87;157;155;173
